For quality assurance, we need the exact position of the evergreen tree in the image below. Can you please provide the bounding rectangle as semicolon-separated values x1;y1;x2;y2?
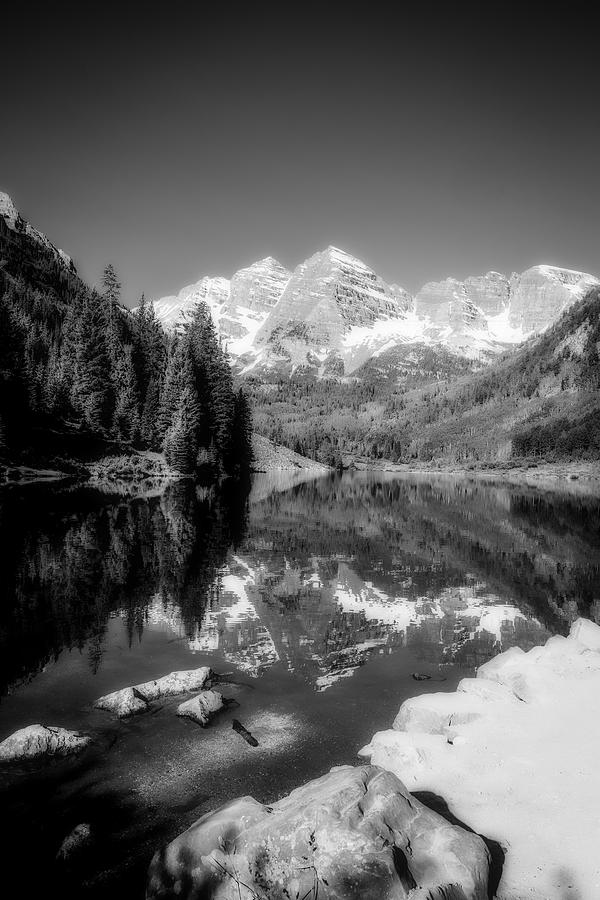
113;344;140;442
133;293;166;447
163;362;201;474
185;302;236;473
71;296;114;433
158;338;186;439
101;264;121;307
230;388;253;474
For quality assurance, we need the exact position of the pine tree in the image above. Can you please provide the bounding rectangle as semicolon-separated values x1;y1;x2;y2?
133;293;166;447
158;339;186;440
71;296;114;434
230;388;254;474
113;344;140;443
163;364;201;474
185;302;236;472
101;264;121;307
0;288;29;447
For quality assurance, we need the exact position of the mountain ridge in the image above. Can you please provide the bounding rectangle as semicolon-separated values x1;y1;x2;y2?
148;243;599;379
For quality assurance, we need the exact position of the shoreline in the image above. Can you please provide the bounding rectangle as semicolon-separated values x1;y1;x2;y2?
346;459;600;493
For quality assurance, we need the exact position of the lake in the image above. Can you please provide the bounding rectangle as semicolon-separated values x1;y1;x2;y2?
1;471;599;899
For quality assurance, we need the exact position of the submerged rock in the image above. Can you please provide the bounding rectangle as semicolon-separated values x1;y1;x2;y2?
362;617;600;899
95;666;213;717
176;690;224;726
94;686;150;717
146;764;490;900
56;823;93;863
0;724;91;762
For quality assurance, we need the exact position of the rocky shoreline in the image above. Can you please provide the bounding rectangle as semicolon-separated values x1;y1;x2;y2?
139;619;600;899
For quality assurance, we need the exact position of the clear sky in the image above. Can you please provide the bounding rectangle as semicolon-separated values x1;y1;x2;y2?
2;3;599;306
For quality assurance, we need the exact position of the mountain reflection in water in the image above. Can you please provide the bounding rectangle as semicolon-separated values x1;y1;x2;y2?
2;471;599;698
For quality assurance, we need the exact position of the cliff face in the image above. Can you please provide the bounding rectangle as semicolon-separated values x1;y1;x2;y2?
0;191;77;277
226;257;291;314
414;272;511;332
509;265;600;332
256;246;410;350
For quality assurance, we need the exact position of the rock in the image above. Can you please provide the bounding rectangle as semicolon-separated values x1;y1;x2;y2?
508;265;599;333
94;686;150;718
414;271;510;332
415;277;483;331
136;666;213;700
464;271;511;316
226;256;291;314
364;617;600;899
1;191;75;273
256;246;410;352
56;823;92;863
146;765;490;900
176;690;224;726
0;724;91;762
95;666;213;717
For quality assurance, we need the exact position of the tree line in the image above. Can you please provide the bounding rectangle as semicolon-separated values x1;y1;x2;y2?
0;259;252;476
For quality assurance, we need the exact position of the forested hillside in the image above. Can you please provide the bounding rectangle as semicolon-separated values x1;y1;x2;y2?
0;224;252;477
249;288;600;466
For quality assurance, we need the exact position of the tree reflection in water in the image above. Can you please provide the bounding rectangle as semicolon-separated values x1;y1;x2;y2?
0;478;250;695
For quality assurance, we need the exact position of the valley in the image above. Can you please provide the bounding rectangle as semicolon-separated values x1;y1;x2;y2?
148;238;600;470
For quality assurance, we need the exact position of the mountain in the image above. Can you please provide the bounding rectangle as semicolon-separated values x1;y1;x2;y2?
0;191;76;275
246;284;600;466
360;286;600;464
150;257;292;357
249;246;412;375
151;247;599;378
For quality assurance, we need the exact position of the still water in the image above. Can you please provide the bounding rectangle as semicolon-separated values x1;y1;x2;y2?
1;471;599;898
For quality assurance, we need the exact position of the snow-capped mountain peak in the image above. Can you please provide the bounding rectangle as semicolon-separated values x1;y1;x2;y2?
148;247;599;378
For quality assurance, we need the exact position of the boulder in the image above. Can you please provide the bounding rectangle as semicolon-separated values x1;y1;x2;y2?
95;666;213;717
94;686;150;717
176;690;224;726
0;724;91;762
147;764;490;900
136;666;213;700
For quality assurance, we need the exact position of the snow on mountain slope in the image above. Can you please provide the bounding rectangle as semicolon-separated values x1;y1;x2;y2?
143;257;292;355
149;247;599;378
151;275;230;329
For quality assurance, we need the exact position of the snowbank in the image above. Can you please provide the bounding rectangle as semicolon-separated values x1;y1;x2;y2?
360;618;600;900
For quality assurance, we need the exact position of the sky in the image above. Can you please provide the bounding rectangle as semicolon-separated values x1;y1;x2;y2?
2;4;599;306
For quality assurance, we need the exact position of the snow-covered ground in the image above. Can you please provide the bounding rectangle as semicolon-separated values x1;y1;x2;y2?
360;617;600;900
